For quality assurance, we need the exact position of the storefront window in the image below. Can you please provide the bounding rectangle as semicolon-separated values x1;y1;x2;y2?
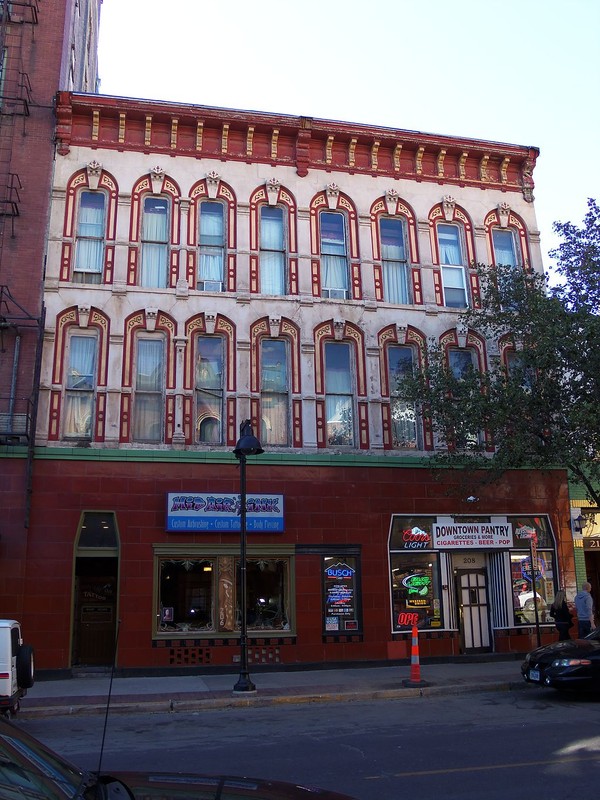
157;555;291;635
239;559;290;631
509;516;556;626
322;556;361;634
159;558;215;632
391;552;442;631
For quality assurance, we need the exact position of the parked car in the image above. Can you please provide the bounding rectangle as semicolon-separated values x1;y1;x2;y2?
521;626;600;692
0;619;34;716
0;716;357;799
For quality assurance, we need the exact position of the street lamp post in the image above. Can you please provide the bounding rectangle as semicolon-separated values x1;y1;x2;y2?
233;419;264;694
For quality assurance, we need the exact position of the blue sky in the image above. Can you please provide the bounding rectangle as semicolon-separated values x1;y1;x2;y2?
97;0;600;270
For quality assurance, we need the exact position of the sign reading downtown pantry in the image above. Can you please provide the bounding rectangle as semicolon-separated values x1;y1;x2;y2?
432;517;513;548
166;493;284;533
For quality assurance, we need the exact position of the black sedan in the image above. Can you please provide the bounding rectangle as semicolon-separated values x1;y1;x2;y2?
521;627;600;692
0;716;357;800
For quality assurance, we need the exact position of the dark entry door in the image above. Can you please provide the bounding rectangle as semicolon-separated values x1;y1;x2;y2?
72;558;118;666
456;569;491;653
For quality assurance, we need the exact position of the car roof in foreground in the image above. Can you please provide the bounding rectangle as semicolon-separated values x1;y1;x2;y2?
0;717;357;799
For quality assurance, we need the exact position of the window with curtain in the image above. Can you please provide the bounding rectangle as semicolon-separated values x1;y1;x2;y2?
320;211;348;299
140;196;169;288
260;338;288;446
492;228;519;267
195;336;224;444
64;334;97;438
325;341;354;446
133;338;164;442
74;191;106;284
380;217;411;304
437;223;468;308
388;345;419;449
198;202;225;291
260;206;286;295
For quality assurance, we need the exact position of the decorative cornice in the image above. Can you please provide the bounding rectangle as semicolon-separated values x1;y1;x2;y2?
55;92;539;197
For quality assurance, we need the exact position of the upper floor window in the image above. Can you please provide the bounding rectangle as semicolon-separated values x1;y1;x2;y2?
492;228;520;268
325;341;354;446
195;335;224;444
260;206;286;295
74;191;105;284
133;338;164;443
198;201;225;292
64;334;97;439
320;211;348;300
448;347;481;448
260;339;289;446
388;345;419;449
437;223;468;308
140;197;169;288
380;217;411;304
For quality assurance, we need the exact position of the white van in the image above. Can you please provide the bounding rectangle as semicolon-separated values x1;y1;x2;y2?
0;620;34;716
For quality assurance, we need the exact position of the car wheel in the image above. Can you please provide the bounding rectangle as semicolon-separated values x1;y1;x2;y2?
16;644;34;689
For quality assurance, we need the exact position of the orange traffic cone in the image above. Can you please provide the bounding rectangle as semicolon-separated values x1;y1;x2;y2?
402;625;428;687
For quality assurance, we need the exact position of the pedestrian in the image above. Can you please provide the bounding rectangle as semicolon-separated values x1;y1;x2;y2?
549;590;573;641
574;581;594;638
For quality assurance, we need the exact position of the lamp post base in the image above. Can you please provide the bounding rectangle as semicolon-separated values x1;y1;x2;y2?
233;673;257;694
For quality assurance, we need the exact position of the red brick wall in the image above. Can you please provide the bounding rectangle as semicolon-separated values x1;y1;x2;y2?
17;457;574;671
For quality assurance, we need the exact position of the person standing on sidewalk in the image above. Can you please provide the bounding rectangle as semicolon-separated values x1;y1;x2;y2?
574;582;594;638
549;590;573;641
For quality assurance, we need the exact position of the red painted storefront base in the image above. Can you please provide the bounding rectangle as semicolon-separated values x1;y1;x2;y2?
5;456;575;671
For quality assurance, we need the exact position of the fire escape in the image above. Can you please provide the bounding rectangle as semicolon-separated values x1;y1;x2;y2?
0;1;43;526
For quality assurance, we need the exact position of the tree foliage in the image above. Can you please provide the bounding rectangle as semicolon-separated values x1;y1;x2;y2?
397;200;600;504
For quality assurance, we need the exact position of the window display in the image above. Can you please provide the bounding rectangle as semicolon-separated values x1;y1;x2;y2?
157;555;290;635
322;556;361;634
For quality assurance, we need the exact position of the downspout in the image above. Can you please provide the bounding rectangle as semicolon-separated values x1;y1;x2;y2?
24;303;45;528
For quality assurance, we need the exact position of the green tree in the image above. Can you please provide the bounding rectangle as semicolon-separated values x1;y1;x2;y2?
398;200;600;504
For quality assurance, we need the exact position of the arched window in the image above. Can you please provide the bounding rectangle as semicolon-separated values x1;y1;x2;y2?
49;306;110;443
64;333;98;438
437;223;468;308
429;200;477;308
320;211;349;300
133;337;165;443
387;344;419;449
380;217;411;304
260;338;289;445
140;196;170;288
484;207;530;270
74;190;106;284
198;201;226;291
324;342;354;446
195;335;225;444
260;206;286;295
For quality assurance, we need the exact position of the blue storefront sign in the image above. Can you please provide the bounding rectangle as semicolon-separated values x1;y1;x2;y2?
166;493;284;533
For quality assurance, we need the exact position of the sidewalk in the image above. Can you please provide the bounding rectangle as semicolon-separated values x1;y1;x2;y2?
20;657;529;718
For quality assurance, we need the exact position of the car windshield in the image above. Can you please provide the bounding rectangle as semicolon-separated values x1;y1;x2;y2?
0;724;90;799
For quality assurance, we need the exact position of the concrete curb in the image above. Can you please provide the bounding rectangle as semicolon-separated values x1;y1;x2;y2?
18;680;530;718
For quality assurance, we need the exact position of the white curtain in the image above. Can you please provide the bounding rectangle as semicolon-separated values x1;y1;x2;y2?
383;262;410;304
261;339;288;444
260;207;285;294
75;192;105;275
134;340;163;441
199;203;224;282
141;200;168;288
321;212;347;293
437;224;463;265
64;336;97;437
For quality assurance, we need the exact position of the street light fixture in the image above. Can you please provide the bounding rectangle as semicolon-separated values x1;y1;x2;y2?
232;419;264;694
